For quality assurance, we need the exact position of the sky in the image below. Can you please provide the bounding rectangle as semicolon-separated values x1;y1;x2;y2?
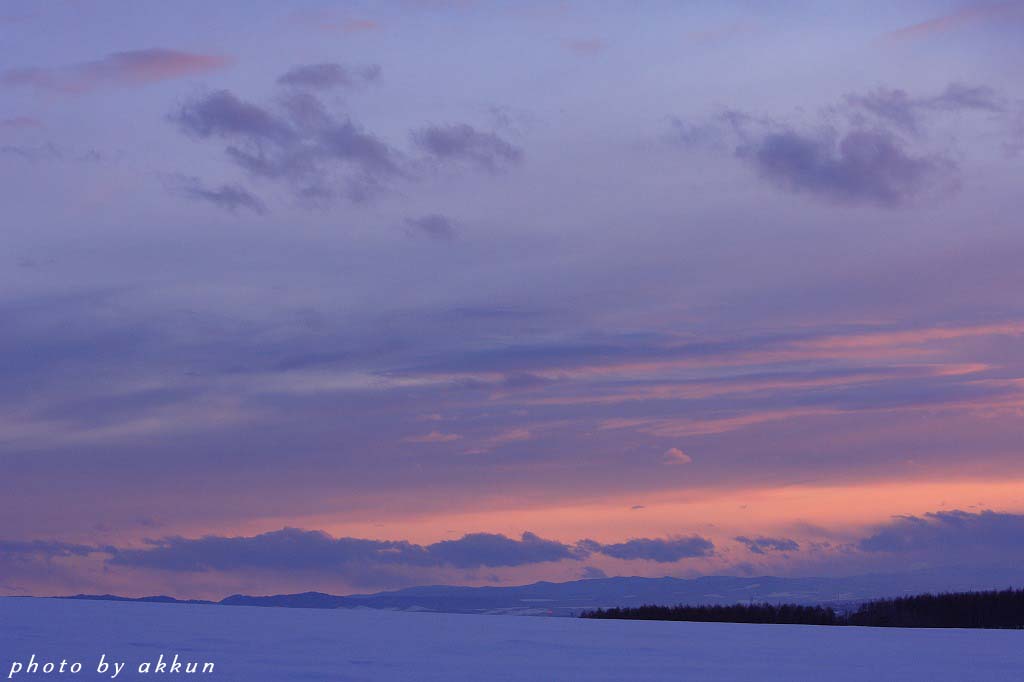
2;0;1024;599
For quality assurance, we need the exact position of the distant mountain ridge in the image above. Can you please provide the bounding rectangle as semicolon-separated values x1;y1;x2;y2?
61;568;1024;616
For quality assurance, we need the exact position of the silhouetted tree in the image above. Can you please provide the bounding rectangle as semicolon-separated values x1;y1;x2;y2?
581;588;1024;629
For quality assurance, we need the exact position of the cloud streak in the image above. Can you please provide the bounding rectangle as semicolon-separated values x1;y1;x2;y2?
412;123;522;172
735;536;800;555
277;63;381;90
2;49;230;93
170;175;266;214
882;3;1023;42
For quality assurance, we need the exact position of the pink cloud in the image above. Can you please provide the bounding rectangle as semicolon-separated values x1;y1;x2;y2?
464;427;533;454
405;430;462;443
290;10;382;33
564;39;605;55
601;408;844;437
687;20;758;45
0;116;42;129
882;2;1023;42
2;49;232;93
664;447;693;464
339;19;381;33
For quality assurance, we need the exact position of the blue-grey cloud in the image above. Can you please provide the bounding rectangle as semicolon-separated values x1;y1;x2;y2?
172;89;401;203
846;83;1003;134
427;531;583;567
277;63;381;90
0;539;110;559
174;89;294;144
405;214;457;240
411;123;522;171
170;174;266;214
103;528;717;574
734;535;800;555
859;510;1024;557
738;128;946;207
585;536;715;562
108;528;583;572
675;83;1015;206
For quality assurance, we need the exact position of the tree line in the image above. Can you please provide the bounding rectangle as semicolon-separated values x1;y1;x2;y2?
580;588;1024;629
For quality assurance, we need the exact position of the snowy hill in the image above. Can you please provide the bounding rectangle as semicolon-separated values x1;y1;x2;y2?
67;569;1024;616
3;597;1023;681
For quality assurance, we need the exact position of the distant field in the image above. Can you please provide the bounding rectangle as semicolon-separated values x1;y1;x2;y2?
2;598;1023;681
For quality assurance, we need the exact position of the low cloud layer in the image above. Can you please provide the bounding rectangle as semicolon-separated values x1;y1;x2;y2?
859;510;1024;564
584;536;715;563
5;511;1024;594
107;529;716;573
0;527;726;586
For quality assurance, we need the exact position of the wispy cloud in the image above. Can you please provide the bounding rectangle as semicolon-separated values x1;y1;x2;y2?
2;49;231;93
277;63;381;91
411;123;522;172
882;2;1023;42
405;214;457;241
0;116;42;129
735;535;800;555
405;430;462;443
168;174;266;214
564;39;605;55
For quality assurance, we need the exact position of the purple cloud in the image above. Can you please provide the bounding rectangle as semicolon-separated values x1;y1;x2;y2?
411;123;522;171
0;539;109;559
739;128;947;207
859;510;1024;557
405;214;457;240
846;83;1003;134
427;532;582;567
99;528;716;575
172;89;401;203
0;116;42;129
107;529;582;572
564;39;606;55
674;83;1016;206
734;536;800;555
586;536;715;562
170;175;266;214
277;63;381;90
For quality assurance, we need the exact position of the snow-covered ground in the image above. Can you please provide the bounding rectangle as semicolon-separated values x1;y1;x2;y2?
2;598;1022;681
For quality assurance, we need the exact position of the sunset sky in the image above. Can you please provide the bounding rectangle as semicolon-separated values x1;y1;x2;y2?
3;0;1024;599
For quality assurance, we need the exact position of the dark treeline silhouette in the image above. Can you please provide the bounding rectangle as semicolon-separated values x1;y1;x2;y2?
582;603;840;626
847;589;1024;629
581;588;1024;629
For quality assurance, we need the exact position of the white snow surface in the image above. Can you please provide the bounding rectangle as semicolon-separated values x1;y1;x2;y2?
2;597;1023;680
